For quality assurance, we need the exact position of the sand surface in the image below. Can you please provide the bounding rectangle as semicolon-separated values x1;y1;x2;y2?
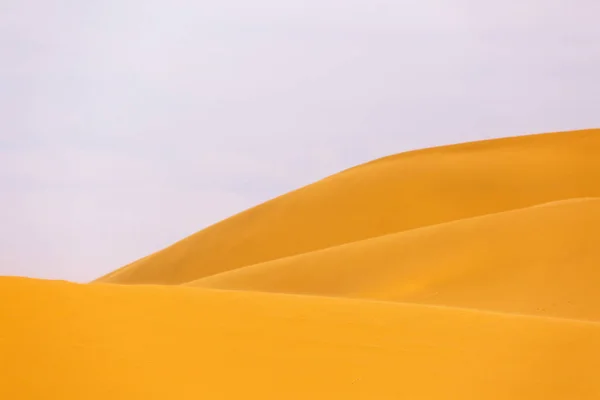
2;129;600;398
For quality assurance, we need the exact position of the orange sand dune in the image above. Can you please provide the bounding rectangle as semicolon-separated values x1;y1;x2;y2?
189;197;600;321
2;129;600;398
2;277;600;399
96;129;600;285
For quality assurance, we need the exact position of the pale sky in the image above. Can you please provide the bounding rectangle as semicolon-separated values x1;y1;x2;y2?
1;0;599;282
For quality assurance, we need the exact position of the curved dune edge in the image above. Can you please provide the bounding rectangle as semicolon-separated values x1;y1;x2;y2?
94;128;600;285
4;129;600;399
186;197;600;321
2;277;600;399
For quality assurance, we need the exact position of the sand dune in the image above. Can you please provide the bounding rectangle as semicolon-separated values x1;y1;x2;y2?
2;129;600;398
2;277;600;399
188;197;600;321
96;129;600;285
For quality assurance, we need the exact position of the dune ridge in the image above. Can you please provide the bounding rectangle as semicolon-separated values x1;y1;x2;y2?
2;129;600;398
95;128;600;286
186;197;600;321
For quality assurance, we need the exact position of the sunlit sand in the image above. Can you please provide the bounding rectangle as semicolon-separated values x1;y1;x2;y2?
2;129;600;399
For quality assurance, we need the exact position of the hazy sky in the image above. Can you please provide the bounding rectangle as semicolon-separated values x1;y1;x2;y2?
1;1;599;282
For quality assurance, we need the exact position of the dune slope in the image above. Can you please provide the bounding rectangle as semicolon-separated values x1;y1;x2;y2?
3;129;600;398
2;277;600;399
189;198;600;321
96;129;600;285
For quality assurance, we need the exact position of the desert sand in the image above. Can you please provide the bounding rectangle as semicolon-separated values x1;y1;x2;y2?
2;129;600;398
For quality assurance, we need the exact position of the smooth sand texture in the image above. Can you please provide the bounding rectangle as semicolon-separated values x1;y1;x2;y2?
95;129;600;285
2;129;600;398
2;277;600;399
190;198;600;321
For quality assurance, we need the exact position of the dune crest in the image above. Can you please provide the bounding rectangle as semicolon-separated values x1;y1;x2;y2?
95;129;600;286
3;129;600;399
